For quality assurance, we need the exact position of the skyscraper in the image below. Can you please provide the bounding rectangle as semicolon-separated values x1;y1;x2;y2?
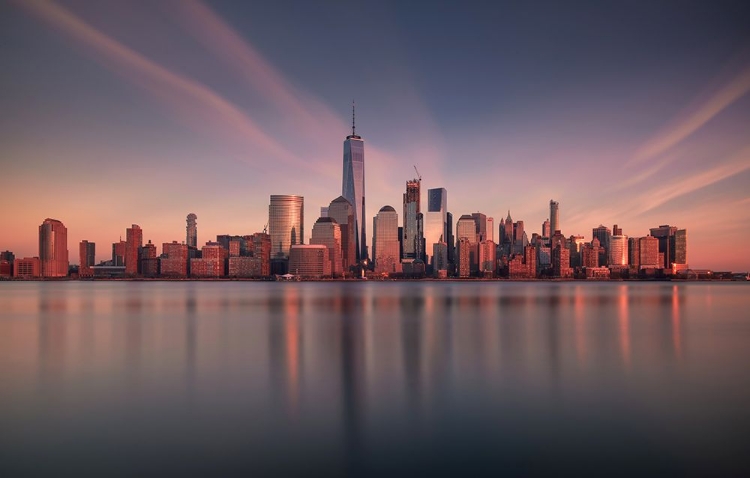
373;206;401;274
328;196;356;271
609;235;629;267
456;214;478;275
342;103;366;262
424;187;447;267
403;178;421;260
269;195;304;259
79;240;95;277
125;224;143;276
39;218;68;278
311;217;343;277
550;200;560;234
186;213;197;248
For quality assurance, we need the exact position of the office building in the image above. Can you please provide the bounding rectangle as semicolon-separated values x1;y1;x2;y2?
14;257;41;278
125;224;143;276
592;225;612;265
269;195;304;259
542;219;551;240
649;225;687;270
39;218;68;278
79;240;95;278
609;235;628;267
472;212;487;242
639;236;660;268
186;213;197;248
432;241;448;276
311;217;343;277
403;178;421;260
628;237;640;268
486;217;494;243
342;104;366;261
373;206;401;275
424;188;448;267
479;240;496;276
289;245;330;278
329;196;356;272
456;215;477;276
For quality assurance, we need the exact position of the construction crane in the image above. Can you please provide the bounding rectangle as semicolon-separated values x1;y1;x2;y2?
413;165;421;182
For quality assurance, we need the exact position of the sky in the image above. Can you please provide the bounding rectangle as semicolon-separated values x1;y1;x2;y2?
1;0;749;270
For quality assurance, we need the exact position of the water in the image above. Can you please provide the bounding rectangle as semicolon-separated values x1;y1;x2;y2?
1;281;749;476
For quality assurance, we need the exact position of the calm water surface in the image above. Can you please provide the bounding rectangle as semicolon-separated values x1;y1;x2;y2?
1;281;749;476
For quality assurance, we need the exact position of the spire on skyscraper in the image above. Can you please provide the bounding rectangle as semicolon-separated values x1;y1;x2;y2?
352;100;355;136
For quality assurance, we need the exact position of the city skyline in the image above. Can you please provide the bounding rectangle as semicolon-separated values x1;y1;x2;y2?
1;1;749;270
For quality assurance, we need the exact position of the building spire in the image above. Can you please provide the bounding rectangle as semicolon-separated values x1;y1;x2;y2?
352;100;356;136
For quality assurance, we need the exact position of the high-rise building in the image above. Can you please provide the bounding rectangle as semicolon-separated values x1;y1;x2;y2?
289;245;330;278
613;224;623;236
424;187;448;268
549;200;560;235
190;242;227;277
592;225;612;264
403;178;421;260
39;218;68;278
542;219;551;239
513;220;526;255
569;235;586;268
456;215;478;275
79;240;95;278
186;213;197;248
552;244;572;278
125;224;143;276
140;240;159;277
479;240;497;275
112;240;126;266
432;241;448;276
649;225;687;270
502;211;513;246
639;236;660;268
472;212;487;243
609;235;628;267
446;212;454;265
373;206;401;275
628;237;640;268
269;195;304;259
487;217;495;243
342;104;366;261
328;196;356;271
161;241;189;277
311;217;343;277
320;207;329;218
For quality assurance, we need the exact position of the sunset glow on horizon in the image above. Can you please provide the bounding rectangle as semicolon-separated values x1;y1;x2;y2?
1;0;749;270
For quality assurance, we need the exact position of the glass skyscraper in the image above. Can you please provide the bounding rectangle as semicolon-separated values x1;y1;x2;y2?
342;108;366;262
424;188;447;266
269;195;304;259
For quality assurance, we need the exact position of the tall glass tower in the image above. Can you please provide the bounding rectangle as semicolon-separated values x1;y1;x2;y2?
342;103;366;261
269;195;304;259
424;188;447;266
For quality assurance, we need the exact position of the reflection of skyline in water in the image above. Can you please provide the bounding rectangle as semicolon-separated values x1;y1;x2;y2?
0;282;747;475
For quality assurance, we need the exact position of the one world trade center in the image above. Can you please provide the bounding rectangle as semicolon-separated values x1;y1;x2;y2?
342;103;367;262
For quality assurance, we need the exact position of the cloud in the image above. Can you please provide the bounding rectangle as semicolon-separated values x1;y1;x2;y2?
18;0;306;169
629;63;750;166
629;146;750;215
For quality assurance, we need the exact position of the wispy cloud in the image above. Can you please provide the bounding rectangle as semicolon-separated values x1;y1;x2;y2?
18;0;305;169
629;63;750;166
629;146;750;215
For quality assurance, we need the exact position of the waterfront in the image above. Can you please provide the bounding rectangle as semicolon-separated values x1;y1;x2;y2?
1;281;749;476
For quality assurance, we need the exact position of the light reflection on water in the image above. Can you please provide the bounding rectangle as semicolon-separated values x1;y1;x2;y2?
1;281;749;476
